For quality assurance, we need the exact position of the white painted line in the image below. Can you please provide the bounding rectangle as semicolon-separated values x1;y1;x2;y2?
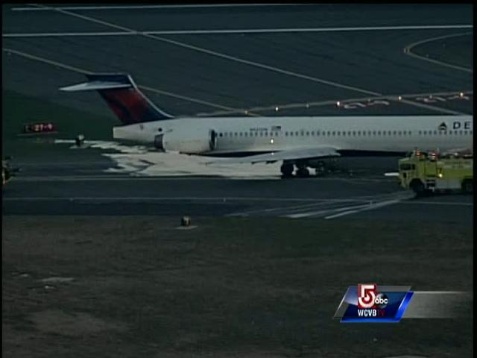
195;90;473;117
226;200;365;217
324;210;358;219
3;32;133;38
324;198;401;219
1;196;371;203
3;25;473;38
34;3;466;116
404;32;473;73
12;4;304;11
286;203;370;218
400;200;473;206
2;48;244;113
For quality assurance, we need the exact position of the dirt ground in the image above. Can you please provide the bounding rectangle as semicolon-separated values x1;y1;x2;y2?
2;216;473;357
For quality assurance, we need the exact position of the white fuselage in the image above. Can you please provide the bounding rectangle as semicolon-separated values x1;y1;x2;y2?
113;115;473;156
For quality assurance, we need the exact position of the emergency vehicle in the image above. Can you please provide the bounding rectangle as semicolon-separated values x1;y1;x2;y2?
398;150;473;196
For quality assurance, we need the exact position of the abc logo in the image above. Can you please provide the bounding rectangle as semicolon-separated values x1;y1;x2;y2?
375;293;389;308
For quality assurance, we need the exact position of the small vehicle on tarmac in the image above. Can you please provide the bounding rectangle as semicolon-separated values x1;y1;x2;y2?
398;149;473;196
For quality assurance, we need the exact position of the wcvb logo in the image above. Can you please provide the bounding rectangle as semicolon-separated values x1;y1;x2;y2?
357;284;388;309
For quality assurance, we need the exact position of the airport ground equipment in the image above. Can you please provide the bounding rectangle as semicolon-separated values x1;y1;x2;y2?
398;150;473;196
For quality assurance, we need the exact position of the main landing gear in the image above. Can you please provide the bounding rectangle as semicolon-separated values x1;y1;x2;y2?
280;161;310;178
280;162;294;178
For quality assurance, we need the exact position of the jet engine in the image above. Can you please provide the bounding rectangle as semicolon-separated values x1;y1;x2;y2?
154;129;217;154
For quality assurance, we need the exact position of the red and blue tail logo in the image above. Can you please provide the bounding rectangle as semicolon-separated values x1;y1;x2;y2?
60;73;174;125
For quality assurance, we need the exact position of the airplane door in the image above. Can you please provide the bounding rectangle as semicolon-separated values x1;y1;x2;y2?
209;129;217;151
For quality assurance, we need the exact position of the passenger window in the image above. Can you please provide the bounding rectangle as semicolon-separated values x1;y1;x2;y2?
332;131;336;136
311;131;315;136
295;131;299;136
306;131;310;136
219;132;223;137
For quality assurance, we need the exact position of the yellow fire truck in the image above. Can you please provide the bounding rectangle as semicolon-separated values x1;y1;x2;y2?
398;150;473;196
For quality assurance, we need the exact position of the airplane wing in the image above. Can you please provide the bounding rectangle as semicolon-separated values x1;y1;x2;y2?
207;146;340;165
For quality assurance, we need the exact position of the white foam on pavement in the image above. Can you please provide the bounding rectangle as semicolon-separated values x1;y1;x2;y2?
55;139;281;179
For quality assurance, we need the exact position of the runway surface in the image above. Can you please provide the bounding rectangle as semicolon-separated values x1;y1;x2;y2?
2;6;474;358
2;4;473;222
2;4;472;117
3;172;473;223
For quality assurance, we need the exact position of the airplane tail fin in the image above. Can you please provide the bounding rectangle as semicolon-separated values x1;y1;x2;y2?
60;73;174;125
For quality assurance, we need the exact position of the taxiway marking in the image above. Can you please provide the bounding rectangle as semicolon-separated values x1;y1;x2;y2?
2;48;250;114
12;4;305;11
26;3;466;115
404;32;473;73
4;25;473;38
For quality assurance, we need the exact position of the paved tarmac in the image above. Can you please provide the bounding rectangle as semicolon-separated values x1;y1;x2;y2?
1;4;473;222
1;7;473;358
2;4;472;117
3;173;473;223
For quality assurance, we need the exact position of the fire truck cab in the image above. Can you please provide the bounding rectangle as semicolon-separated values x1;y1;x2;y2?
398;150;473;196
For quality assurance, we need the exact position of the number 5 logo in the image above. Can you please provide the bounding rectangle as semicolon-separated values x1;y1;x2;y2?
357;284;377;308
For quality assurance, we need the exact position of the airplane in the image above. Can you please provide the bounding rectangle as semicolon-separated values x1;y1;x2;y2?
60;73;473;178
